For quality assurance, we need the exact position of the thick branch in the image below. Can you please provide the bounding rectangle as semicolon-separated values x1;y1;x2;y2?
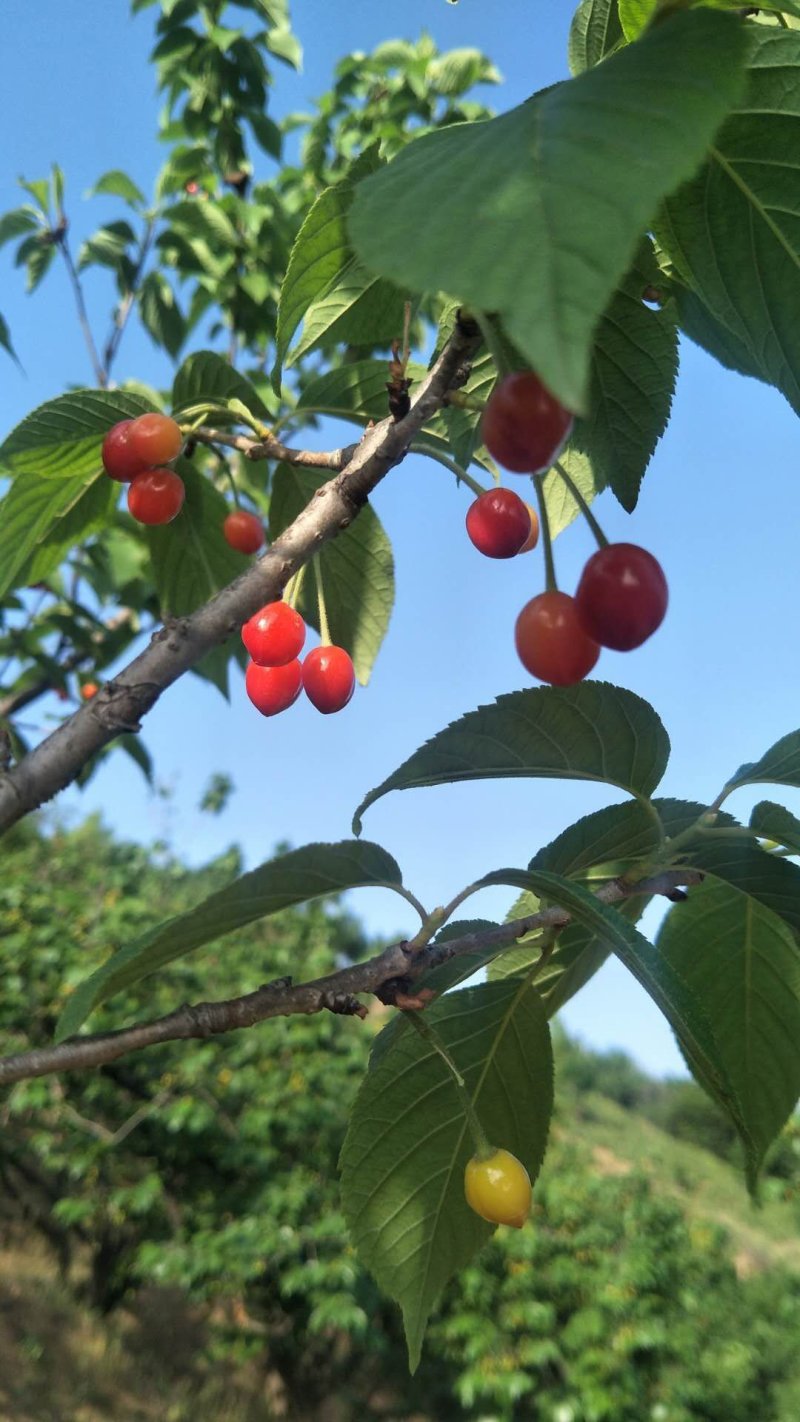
0;318;481;837
0;869;702;1086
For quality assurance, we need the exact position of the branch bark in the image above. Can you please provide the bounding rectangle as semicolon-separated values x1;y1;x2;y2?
0;317;481;837
0;869;702;1086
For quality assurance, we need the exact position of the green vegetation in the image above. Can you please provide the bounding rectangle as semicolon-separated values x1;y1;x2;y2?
2;817;800;1420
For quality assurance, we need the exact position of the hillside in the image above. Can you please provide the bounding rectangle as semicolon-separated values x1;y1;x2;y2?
2;1079;799;1422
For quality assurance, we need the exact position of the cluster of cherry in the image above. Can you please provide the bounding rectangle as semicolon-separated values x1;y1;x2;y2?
475;372;668;686
100;412;356;719
101;413;265;553
242;602;355;717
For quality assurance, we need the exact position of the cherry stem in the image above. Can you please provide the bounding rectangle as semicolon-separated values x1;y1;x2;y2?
554;461;608;549
413;444;487;499
313;555;332;646
405;1010;492;1159
221;460;241;511
533;475;558;593
284;561;307;611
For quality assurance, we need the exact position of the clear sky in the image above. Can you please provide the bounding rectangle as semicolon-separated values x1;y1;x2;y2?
3;0;800;1076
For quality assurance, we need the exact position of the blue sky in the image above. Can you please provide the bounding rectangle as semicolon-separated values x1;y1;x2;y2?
3;0;800;1075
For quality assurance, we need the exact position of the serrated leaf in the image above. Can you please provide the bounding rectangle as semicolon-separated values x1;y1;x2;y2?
289;261;408;367
617;0;656;39
656;28;800;416
0;389;153;481
165;198;239;248
56;840;404;1039
750;800;800;854
25;243;55;294
249;111;282;160
145;462;247;616
353;683;669;835
348;11;747;412
488;866;758;1183
341;980;553;1371
658;877;800;1184
296;359;424;423
172;349;268;418
0;472;118;601
268;464;394;685
89;170;146;206
680;835;800;940
78;221;136;272
273;184;352;389
571;246;678;510
724;724;800;796
569;0;625;74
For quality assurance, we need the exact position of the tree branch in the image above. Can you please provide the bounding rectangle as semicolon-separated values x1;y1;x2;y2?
55;228;106;388
190;425;357;471
0;317;481;837
0;869;702;1087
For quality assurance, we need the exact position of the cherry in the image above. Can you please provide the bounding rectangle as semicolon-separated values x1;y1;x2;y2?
223;510;264;555
465;488;531;559
519;502;540;554
302;646;355;714
128;413;183;467
482;372;573;475
242;602;305;667
464;1148;532;1229
102;421;148;482
81;682;99;700
515;590;600;686
127;468;186;526
245;659;303;717
575;543;668;651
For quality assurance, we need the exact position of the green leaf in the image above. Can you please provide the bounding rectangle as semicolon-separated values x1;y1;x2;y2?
353;683;670;835
348;11;747;412
0;207;41;246
78;221;136;272
56;840;404;1040
172;349;268;419
249;111;282;160
0;389;153;481
540;446;605;538
750;800;800;854
724;724;800;797
139;272;185;358
0;472;118;601
165;199;239;249
289;262;408;368
680;835;800;940
656;28;800;417
89;170;146;206
572;245;678;511
273;183;352;389
265;24;302;69
25;242;55;294
296;359;423;424
569;0;625;74
658;877;800;1184
0;313;20;368
268;464;394;685
145;462;247;616
340;980;553;1372
493;867;758;1180
617;0;656;40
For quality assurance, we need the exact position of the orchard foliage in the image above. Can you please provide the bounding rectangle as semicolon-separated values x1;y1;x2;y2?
3;0;800;1371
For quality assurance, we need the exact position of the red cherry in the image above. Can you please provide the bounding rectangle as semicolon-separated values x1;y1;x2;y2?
482;372;573;475
302;646;355;714
128;412;183;466
102;420;148;482
465;488;532;559
242;602;305;667
127;468;186;525
245;660;303;717
515;591;600;686
81;682;99;700
575;543;668;651
223;510;264;555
